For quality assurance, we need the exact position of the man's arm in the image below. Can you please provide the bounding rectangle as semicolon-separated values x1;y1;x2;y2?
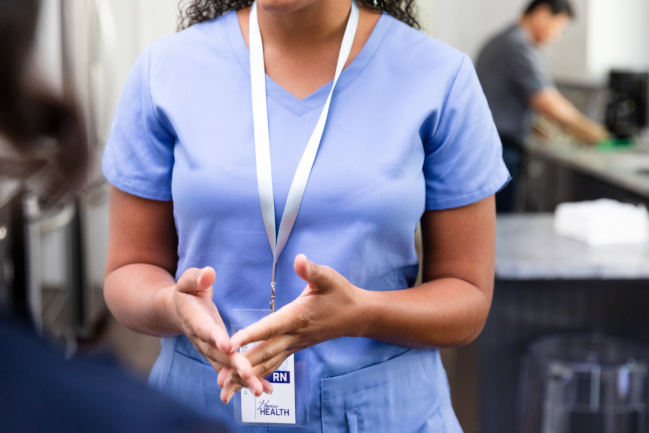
531;87;608;143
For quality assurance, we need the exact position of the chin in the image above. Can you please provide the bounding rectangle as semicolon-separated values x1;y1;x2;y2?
257;0;318;13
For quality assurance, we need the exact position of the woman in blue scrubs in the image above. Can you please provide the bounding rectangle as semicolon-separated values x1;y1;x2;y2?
102;0;509;430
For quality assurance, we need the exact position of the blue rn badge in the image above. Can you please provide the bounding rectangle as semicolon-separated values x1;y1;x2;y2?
268;371;291;384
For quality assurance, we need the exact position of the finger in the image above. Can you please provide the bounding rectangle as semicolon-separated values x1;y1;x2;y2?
222;351;290;390
229;309;295;352
223;377;272;404
232;351;258;379
231;358;264;396
217;363;233;388
176;266;216;295
192;319;232;354
241;335;295;368
216;352;252;386
214;352;265;398
260;377;273;394
217;352;278;394
227;384;243;404
221;374;255;403
293;254;335;290
220;347;285;397
225;369;274;394
220;373;236;403
218;366;233;388
223;382;243;404
198;340;236;367
251;352;290;381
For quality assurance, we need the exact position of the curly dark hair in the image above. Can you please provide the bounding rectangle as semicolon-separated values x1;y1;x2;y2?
178;0;419;31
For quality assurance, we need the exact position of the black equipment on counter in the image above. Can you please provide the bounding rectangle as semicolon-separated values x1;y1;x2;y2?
605;70;649;139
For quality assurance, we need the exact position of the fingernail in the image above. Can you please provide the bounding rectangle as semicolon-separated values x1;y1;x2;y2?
269;386;274;395
226;394;233;404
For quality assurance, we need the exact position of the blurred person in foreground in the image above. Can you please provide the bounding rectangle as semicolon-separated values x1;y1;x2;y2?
0;1;223;432
477;0;608;213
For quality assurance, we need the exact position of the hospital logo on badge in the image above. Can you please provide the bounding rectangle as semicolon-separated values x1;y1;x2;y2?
267;371;290;384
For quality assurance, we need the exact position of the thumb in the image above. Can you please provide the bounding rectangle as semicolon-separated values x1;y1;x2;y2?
177;266;216;294
294;254;334;291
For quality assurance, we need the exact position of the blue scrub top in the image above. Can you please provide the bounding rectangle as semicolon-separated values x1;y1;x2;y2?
103;10;509;433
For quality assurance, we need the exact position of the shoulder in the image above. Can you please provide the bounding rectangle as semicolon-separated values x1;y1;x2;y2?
498;27;536;56
146;11;235;71
477;26;533;69
384;15;466;65
379;15;468;84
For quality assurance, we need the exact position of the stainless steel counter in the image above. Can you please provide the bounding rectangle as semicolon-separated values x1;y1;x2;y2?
496;214;649;280
525;136;649;198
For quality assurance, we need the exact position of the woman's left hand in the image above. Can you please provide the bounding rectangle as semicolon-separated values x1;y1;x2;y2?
217;254;367;403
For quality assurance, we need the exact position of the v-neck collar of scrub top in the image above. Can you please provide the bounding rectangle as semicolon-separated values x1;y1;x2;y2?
225;9;392;118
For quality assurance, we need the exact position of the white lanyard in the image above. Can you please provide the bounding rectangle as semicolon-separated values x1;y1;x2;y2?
250;0;359;313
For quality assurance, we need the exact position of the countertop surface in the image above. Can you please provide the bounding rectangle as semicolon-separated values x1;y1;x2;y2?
496;214;649;280
525;136;649;198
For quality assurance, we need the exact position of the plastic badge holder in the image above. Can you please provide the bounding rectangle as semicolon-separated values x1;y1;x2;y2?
231;309;308;427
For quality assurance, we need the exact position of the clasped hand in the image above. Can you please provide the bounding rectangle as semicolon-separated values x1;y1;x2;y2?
174;254;364;405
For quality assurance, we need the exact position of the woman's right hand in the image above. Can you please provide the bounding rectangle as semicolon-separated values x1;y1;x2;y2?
171;266;271;397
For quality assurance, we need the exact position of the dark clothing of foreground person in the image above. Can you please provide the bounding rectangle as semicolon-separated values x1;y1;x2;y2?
0;313;221;433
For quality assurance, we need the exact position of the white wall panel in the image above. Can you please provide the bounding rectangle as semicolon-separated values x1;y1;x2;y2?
34;0;63;93
427;0;649;85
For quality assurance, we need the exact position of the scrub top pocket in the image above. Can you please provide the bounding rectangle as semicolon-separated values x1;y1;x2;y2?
321;350;462;433
150;339;265;433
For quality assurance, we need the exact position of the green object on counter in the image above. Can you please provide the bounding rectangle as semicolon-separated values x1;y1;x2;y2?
596;138;634;151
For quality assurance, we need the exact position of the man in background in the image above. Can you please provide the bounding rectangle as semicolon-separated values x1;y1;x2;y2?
477;0;608;213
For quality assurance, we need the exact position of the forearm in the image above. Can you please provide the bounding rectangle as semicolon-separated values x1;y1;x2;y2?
104;263;181;338
355;278;492;348
537;92;583;126
555;108;599;138
531;88;604;140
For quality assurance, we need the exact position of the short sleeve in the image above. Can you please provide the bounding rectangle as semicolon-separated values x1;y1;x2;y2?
507;44;554;100
423;55;511;210
102;45;175;201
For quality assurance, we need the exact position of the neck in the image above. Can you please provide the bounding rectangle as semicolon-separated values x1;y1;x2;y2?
517;17;538;44
256;0;352;50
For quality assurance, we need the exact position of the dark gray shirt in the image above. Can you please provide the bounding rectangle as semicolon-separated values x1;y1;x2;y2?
476;25;554;144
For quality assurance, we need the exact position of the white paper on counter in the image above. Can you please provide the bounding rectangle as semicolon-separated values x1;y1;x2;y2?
554;199;649;245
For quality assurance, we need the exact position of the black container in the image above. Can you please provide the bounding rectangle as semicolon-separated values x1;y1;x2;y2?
605;70;649;139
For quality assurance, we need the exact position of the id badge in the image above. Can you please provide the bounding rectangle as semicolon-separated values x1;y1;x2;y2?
231;309;309;427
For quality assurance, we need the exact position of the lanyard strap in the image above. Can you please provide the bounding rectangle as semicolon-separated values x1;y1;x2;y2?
250;0;359;312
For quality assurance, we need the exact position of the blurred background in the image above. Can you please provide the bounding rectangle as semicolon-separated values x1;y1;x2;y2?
2;0;649;432
0;0;181;378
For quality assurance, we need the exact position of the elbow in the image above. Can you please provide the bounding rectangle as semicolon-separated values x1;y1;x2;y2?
103;272;126;326
457;314;489;346
443;298;492;348
103;269;140;334
461;296;492;345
